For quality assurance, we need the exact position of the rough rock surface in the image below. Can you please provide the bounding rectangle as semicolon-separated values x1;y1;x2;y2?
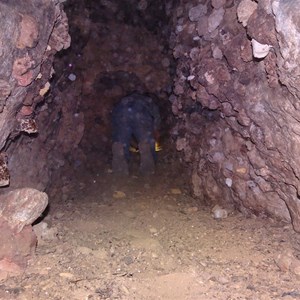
170;0;300;231
0;0;175;195
0;188;48;233
0;0;67;277
2;167;300;298
0;188;48;277
47;0;175;198
0;223;37;277
2;0;300;234
0;1;70;191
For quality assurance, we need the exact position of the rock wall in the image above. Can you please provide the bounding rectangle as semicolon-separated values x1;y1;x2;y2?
0;1;71;191
170;0;300;231
0;0;175;197
48;0;175;177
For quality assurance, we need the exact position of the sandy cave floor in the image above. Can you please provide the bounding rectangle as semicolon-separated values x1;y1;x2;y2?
1;154;300;300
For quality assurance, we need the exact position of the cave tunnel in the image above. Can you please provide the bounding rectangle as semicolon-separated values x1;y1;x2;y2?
1;0;300;298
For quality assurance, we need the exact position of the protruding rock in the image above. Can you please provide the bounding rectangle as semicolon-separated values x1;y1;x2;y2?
208;7;225;33
0;153;9;187
12;55;35;87
188;5;207;22
212;0;226;9
16;14;39;49
0;79;11;112
0;188;48;233
237;0;258;27
19;118;38;134
0;222;37;277
49;8;71;51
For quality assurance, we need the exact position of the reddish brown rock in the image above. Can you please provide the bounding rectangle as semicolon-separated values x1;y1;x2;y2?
12;55;36;87
0;221;37;276
49;7;71;51
0;1;71;192
0;187;44;275
19;105;34;116
16;14;39;49
0;188;48;233
247;8;277;46
169;0;299;229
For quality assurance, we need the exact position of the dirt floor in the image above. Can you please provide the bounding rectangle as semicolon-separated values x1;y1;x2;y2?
1;152;300;300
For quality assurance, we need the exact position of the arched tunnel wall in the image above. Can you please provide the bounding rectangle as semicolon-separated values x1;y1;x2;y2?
1;0;300;232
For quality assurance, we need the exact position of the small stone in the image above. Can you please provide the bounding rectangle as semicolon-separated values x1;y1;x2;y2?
251;39;272;59
290;258;300;276
212;0;226;9
196;17;208;37
212;205;228;219
54;212;65;219
216;276;230;284
113;191;126;199
93;248;107;260
59;272;74;279
162;57;170;67
20;105;33;116
170;188;182;195
33;222;58;242
68;73;76;81
237;0;258;27
236;167;247;174
149;227;158;234
208;7;225;33
39;82;51;96
77;246;93;255
276;250;294;272
212;45;223;59
225;178;232;187
123;256;134;265
185;206;198;213
188;4;207;22
137;0;147;10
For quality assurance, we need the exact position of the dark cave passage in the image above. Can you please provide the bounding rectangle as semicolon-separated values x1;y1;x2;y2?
2;0;300;290
49;0;178;180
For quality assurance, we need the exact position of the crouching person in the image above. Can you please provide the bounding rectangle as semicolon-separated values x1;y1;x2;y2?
111;92;160;176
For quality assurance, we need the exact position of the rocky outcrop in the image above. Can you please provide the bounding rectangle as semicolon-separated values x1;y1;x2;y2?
0;188;48;278
0;1;69;276
170;0;300;231
0;1;71;191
